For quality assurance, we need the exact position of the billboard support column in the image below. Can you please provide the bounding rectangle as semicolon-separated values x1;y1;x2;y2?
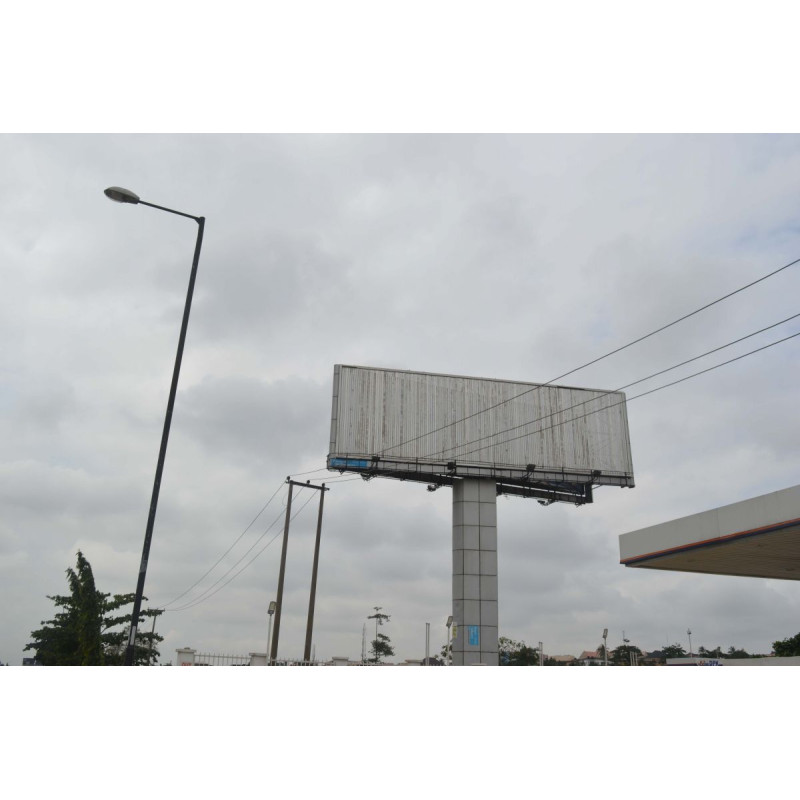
452;478;499;665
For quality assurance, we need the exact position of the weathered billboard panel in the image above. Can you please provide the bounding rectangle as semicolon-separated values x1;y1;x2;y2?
328;365;634;502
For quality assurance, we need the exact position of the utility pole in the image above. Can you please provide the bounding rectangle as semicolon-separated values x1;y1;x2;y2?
303;481;329;662
147;609;163;665
270;479;294;664
269;478;329;664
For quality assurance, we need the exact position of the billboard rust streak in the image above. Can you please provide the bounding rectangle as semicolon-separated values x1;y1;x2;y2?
328;365;634;503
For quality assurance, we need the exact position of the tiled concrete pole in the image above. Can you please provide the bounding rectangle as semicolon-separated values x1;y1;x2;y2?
452;478;498;665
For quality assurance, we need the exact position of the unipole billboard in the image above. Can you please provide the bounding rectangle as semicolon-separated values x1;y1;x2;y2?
327;364;635;665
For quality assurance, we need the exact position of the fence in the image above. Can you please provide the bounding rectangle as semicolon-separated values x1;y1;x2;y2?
191;652;250;666
175;648;423;666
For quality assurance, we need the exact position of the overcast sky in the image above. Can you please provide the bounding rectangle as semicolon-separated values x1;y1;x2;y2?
3;133;799;667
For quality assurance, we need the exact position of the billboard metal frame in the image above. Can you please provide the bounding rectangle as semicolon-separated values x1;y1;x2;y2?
328;365;635;505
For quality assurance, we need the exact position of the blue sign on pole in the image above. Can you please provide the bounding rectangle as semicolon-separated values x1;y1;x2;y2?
468;625;479;646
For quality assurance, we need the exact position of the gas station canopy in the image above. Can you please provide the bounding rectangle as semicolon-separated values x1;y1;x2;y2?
619;485;800;581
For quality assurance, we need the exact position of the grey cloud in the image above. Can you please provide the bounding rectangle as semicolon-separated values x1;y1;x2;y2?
4;134;800;666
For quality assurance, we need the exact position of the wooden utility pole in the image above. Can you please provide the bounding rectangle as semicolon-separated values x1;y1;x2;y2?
147;609;163;664
304;482;329;662
269;479;329;664
269;480;294;664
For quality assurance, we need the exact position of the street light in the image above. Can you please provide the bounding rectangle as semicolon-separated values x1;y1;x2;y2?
267;600;277;665
446;615;453;666
602;628;608;666
425;622;430;666
105;186;205;666
687;628;693;660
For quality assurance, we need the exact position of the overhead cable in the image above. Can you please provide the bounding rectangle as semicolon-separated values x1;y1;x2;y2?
160;480;286;609
429;311;800;460
379;254;800;456
453;329;800;462
169;488;317;613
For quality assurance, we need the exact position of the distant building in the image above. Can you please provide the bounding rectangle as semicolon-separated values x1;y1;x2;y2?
573;650;606;666
640;650;666;665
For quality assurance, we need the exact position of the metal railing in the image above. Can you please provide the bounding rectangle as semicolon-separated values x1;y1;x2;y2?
192;652;250;666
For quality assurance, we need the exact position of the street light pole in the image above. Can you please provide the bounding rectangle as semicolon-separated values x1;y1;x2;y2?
105;187;205;667
267;601;277;665
425;622;430;665
445;615;453;666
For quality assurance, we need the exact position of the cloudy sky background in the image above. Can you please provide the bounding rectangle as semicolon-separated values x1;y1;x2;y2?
3;133;800;666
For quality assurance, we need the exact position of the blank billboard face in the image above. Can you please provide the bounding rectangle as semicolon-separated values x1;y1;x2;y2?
328;365;634;499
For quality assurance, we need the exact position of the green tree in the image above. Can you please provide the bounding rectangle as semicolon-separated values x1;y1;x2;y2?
100;601;162;665
367;607;394;663
610;644;643;665
661;643;687;659
772;632;800;657
25;551;162;665
499;636;540;665
369;632;395;663
698;645;723;658
726;646;752;659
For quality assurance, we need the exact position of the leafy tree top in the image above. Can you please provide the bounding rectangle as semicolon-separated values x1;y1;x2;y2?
499;636;541;666
772;632;800;657
367;607;390;625
26;551;162;666
661;643;687;659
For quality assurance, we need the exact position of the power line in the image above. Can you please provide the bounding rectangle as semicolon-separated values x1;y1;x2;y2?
166;497;292;611
453;329;800;462
169;489;318;613
172;496;302;611
378;254;800;457
160;480;286;609
429;312;800;460
289;466;330;477
159;469;346;614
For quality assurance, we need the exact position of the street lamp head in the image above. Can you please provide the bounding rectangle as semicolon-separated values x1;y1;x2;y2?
446;615;453;628
268;600;277;615
104;186;140;204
